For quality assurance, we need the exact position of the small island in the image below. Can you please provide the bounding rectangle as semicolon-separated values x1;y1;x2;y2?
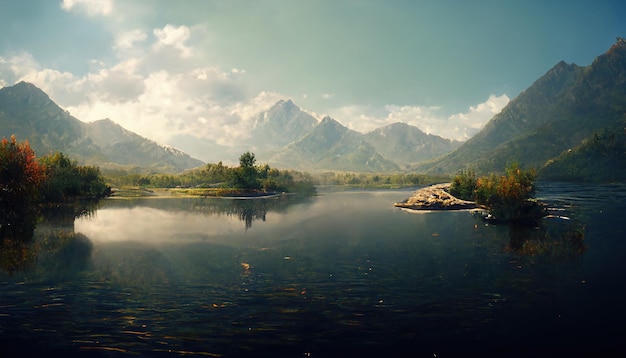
110;151;317;198
394;183;477;210
396;164;547;224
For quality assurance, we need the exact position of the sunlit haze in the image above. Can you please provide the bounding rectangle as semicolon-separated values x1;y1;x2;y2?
1;0;624;159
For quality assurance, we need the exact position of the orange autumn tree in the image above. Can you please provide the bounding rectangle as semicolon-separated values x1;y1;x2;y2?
473;163;543;222
450;162;545;223
0;135;45;206
0;136;44;245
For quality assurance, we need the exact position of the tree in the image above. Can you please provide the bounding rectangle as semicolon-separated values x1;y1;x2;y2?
229;151;262;190
0;135;44;243
474;163;542;222
449;163;543;223
239;151;256;168
39;152;108;202
0;135;44;206
448;169;477;201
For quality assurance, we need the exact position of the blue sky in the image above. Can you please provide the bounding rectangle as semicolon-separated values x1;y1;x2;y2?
1;0;625;158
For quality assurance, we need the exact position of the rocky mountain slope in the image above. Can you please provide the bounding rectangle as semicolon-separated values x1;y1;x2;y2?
1;81;460;173
417;38;626;176
364;122;461;165
0;82;204;173
269;116;401;172
257;102;461;172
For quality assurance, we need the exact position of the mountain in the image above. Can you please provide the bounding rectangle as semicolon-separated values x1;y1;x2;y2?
0;82;460;174
417;38;626;175
253;101;461;172
0;81;204;173
169;99;319;166
269;116;400;172
83;118;204;172
0;81;93;157
250;99;318;152
538;125;626;182
364;122;462;166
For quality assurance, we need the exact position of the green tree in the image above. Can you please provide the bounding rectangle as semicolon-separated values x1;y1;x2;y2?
230;151;262;190
39;152;108;202
474;162;541;222
239;151;256;168
448;163;543;223
449;169;478;201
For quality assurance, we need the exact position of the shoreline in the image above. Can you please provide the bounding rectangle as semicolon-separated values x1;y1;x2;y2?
108;187;285;199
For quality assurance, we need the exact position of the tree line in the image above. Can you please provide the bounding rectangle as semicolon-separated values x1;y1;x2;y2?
1;136;109;205
110;151;317;196
311;171;448;187
1;136;109;249
112;152;450;193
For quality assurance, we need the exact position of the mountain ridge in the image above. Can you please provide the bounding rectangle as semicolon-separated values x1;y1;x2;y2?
268;116;401;172
238;99;461;172
364;122;462;166
1;81;461;173
416;38;626;176
0;82;204;173
7;38;624;178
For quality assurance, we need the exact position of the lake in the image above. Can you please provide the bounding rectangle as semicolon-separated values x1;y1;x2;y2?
1;183;625;357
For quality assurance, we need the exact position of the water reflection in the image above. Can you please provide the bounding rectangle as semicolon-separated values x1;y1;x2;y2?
0;199;39;273
1;195;311;276
506;219;587;258
1;187;624;356
75;195;315;245
0;201;98;275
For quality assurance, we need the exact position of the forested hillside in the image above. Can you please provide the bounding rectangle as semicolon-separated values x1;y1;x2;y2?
417;38;626;178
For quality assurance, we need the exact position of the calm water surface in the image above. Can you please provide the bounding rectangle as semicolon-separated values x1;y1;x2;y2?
1;183;625;357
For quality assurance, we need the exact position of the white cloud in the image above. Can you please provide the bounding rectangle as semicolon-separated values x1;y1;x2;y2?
20;69;84;104
153;24;193;58
0;53;88;106
0;52;40;80
85;65;146;103
114;29;147;50
0;22;276;148
61;0;114;16
181;66;246;102
327;103;439;134
0;7;509;158
329;94;509;141
62;68;279;147
446;94;510;139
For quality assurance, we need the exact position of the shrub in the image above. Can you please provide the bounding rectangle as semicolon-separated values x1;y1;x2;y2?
0;135;44;205
449;169;478;201
474;163;542;222
449;163;544;223
39;152;109;201
0;136;43;244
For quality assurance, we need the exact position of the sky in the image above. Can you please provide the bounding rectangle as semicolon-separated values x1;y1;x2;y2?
1;0;625;161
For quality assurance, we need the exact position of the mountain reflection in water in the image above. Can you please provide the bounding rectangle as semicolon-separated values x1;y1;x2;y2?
1;184;625;357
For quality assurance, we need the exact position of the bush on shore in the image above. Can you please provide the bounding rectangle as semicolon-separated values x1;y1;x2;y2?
449;163;545;223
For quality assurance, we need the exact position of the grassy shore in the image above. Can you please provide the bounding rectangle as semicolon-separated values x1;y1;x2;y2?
110;187;283;198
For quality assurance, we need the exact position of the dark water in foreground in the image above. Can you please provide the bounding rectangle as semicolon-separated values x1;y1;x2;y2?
1;183;625;357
